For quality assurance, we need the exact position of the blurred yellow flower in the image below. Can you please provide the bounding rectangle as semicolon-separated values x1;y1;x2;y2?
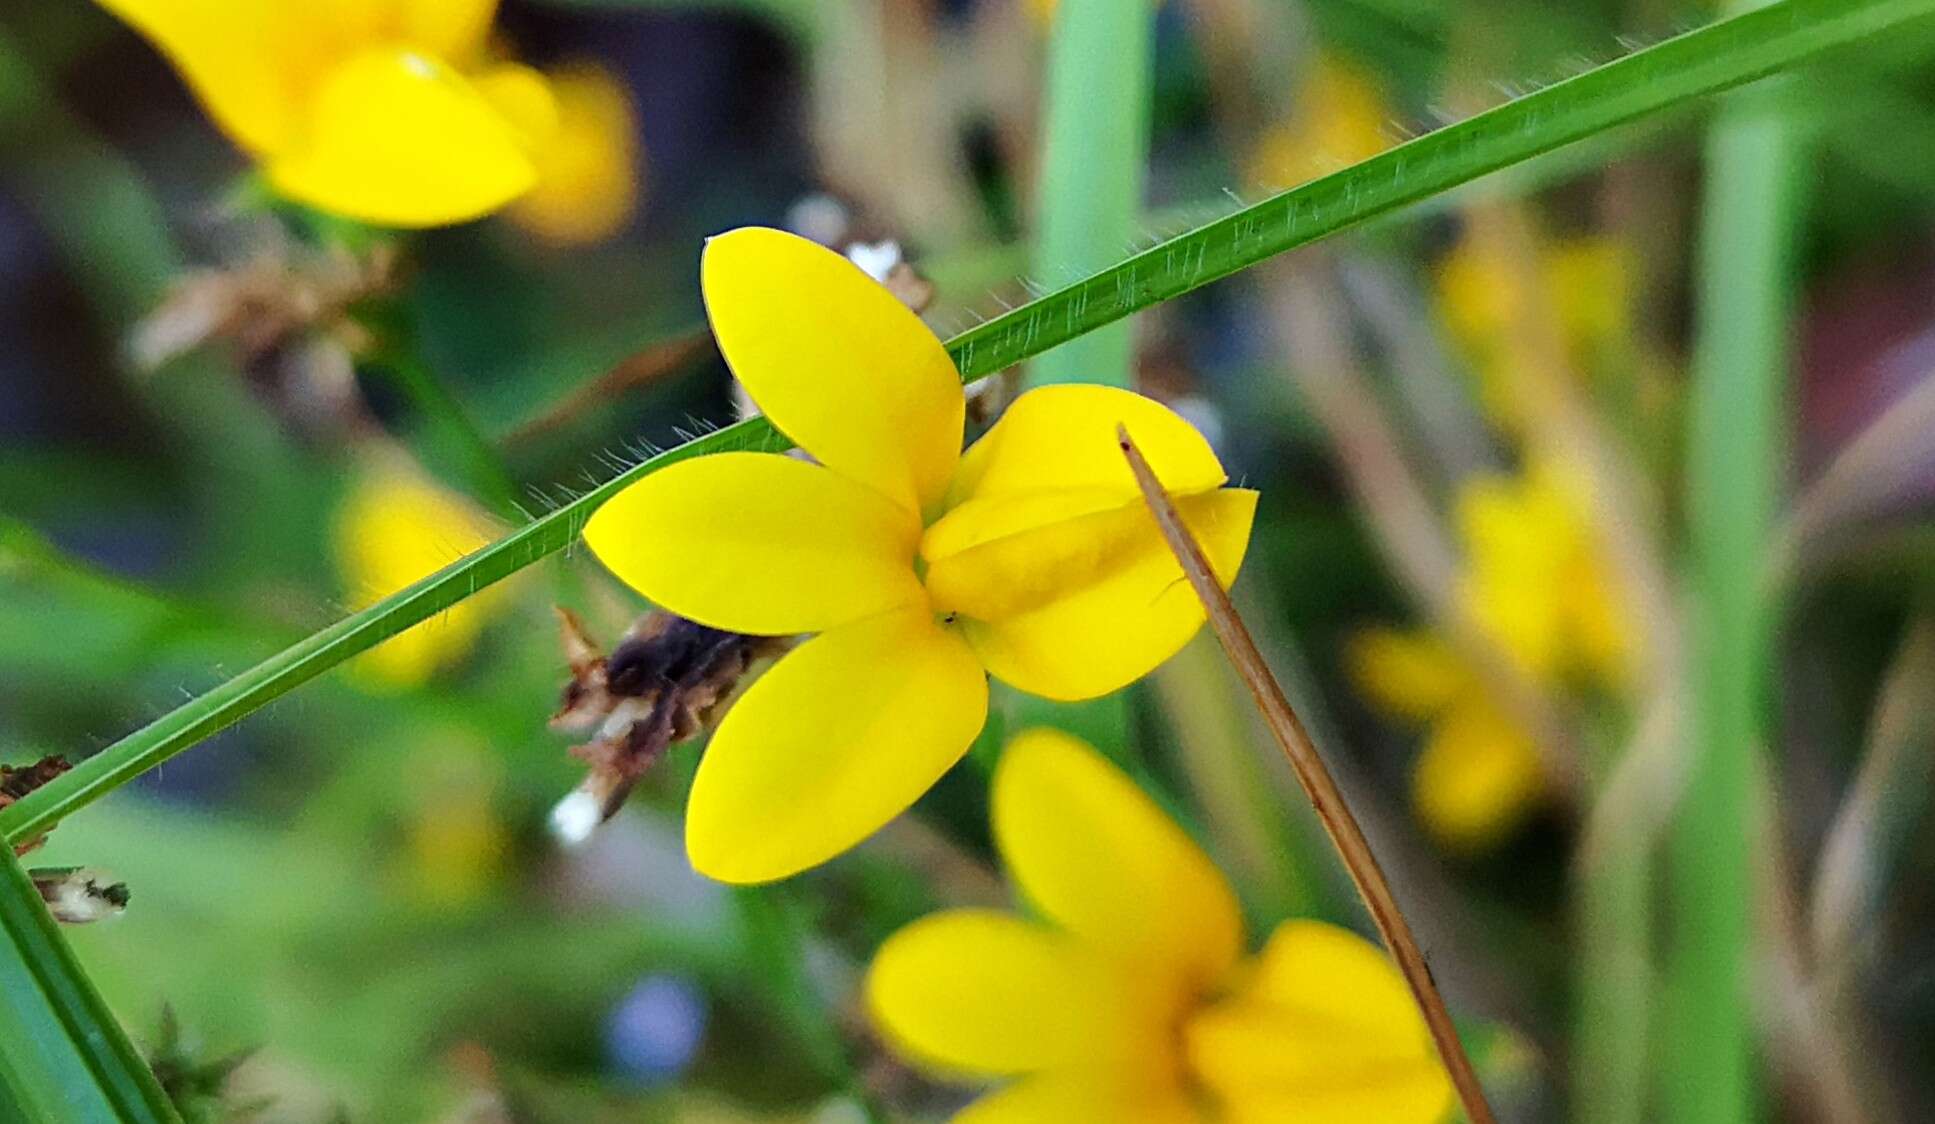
1348;629;1544;852
1246;59;1392;191
1436;234;1633;426
583;227;1257;884
399;743;508;907
96;0;554;226
332;463;503;688
1350;462;1627;849
508;63;641;246
867;728;1451;1122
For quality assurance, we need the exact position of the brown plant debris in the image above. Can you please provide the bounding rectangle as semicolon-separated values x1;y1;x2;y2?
549;607;787;841
1;754;71;855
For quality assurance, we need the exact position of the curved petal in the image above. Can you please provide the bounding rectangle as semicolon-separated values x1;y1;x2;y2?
400;0;497;61
1185;921;1449;1124
702;227;963;516
93;0;347;153
866;911;1141;1077
1412;697;1544;852
993;729;1242;993
955;1073;1204;1124
583;452;924;636
1344;628;1468;722
508;63;639;246
266;48;537;226
686;607;987;882
946;385;1226;511
930;490;1257;701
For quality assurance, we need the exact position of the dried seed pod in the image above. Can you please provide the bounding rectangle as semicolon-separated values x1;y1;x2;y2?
30;867;130;924
549;608;787;844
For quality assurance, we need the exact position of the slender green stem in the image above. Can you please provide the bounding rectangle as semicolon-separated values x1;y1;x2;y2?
1666;36;1807;1124
0;848;178;1122
1;0;1922;848
362;345;526;523
1028;0;1151;389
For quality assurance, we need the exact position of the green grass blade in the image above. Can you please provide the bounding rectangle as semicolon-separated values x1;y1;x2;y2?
3;0;1928;846
1666;24;1809;1124
1028;0;1150;388
0;850;179;1121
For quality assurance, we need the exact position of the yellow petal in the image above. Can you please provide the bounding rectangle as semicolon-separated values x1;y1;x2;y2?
92;0;349;152
583;452;925;636
702;227;963;516
866;911;1140;1078
266;47;537;227
955;1074;1204;1124
686;607;986;882
1344;628;1469;721
1412;697;1544;852
946;385;1226;511
507;63;639;246
471;62;560;150
399;0;497;62
993;729;1242;993
1186;921;1450;1124
929;490;1257;701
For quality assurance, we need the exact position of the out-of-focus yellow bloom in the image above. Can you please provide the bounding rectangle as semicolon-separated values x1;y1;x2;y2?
507;63;640;246
1246;59;1392;191
399;743;508;907
1351;462;1627;849
1458;460;1629;687
868;729;1451;1122
95;0;555;226
1348;629;1544;852
332;463;502;688
1436;235;1634;426
583;227;1257;884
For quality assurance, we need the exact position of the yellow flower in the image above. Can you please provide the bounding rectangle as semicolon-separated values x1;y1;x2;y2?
867;729;1451;1122
1246;59;1392;192
332;462;503;688
1435;235;1634;427
582;227;1257;883
1347;629;1544;852
507;62;641;246
1349;462;1628;849
96;0;555;226
1457;460;1628;687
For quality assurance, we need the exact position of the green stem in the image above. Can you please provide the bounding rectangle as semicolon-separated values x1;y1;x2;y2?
1666;41;1807;1124
1028;0;1152;389
363;345;525;523
0;848;179;1121
1576;830;1652;1124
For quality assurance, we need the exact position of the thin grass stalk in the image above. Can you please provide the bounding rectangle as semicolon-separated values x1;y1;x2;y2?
0;847;179;1121
1666;52;1807;1124
1119;429;1498;1124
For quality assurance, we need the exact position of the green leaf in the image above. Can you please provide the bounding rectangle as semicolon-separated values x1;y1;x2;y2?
0;847;178;1122
4;0;1931;847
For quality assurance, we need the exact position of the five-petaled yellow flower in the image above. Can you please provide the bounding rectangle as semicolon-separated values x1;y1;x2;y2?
582;227;1257;883
1351;460;1629;849
868;728;1451;1123
97;0;569;227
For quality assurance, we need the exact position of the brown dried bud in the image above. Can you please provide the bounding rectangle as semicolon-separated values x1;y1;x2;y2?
30;867;129;924
549;608;787;843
